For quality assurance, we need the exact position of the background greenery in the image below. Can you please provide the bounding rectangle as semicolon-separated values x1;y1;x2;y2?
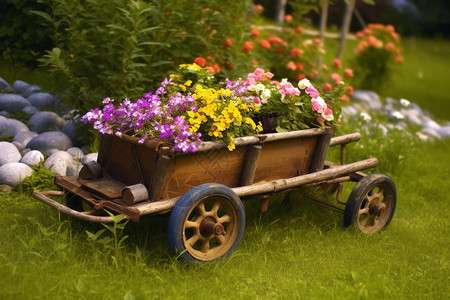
0;1;449;299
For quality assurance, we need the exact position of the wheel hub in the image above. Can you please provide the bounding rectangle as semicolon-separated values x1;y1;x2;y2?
200;217;224;237
369;199;385;216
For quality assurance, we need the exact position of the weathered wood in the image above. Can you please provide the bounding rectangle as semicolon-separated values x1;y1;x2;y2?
123;183;148;205
133;158;378;216
79;161;102;180
148;147;172;201
240;144;262;186
233;158;378;198
329;133;361;146
309;127;334;172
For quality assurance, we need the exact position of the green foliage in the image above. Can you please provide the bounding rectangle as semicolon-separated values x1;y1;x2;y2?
32;0;252;113
86;211;129;264
350;24;403;91
16;161;57;194
0;0;52;67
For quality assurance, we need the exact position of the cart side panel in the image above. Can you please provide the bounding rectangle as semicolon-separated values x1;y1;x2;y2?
162;147;246;199
253;136;318;183
97;135;158;188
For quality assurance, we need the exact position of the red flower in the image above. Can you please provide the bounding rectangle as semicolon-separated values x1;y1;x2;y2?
296;63;304;71
344;68;354;78
333;58;342;69
250;29;260;37
268;36;285;45
276;47;284;53
260;39;271;49
290;48;302;58
286;61;296;71
346;85;354;96
294;26;304;34
322;83;333;93
296;74;306;81
194;57;206;67
284;14;293;23
242;41;254;53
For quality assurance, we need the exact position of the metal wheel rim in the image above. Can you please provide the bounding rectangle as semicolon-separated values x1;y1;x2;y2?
356;182;395;234
182;194;240;261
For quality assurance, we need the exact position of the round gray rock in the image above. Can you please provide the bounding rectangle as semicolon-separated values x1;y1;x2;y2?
0;94;31;112
22;85;42;98
67;147;84;159
44;151;75;176
0;141;22;166
81;152;98;164
28;111;66;133
21;150;44;166
13;131;39;148
22;106;40;116
437;126;450;138
0;77;9;90
352;90;382;110
12;80;31;94
26;131;72;152
0;118;29;137
27;92;55;109
0;162;33;186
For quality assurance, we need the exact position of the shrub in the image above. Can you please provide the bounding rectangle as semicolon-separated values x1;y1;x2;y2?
33;0;252;112
351;23;403;91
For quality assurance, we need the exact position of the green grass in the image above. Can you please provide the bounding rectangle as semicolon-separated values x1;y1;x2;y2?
0;139;448;299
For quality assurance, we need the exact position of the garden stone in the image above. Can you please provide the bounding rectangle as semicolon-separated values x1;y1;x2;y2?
387;110;405;122
13;131;38;148
26;131;72;152
0;111;8;117
385;97;398;106
67;147;84;159
66;163;82;177
352;90;382;110
437;126;450;138
416;132;430;142
44;151;75;176
28;111;66;133
0;77;9;90
341;106;358;118
12;142;23;152
0;94;31;112
27;92;56;109
0;162;33;186
81;152;98;164
22;85;42;98
12;80;31;94
0;118;29;137
22;106;40;115
21;150;44;166
422;127;441;139
46;148;61;157
0;142;22;166
422;116;441;131
400;108;423;127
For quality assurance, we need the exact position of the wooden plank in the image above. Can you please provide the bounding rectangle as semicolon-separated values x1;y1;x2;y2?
240;144;262;186
309;127;334;172
79;177;126;199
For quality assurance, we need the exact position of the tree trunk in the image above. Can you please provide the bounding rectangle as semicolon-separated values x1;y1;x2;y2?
336;0;356;60
317;1;329;67
276;0;288;25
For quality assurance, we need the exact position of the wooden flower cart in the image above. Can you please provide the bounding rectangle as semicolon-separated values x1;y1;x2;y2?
33;127;397;262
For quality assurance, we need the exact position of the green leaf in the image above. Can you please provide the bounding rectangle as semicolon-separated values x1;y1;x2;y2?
30;10;52;23
276;126;289;133
106;24;128;32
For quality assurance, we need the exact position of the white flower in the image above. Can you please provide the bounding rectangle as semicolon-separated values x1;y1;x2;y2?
255;83;265;93
400;98;411;108
247;84;257;92
260;89;271;102
360;112;372;121
298;78;311;89
392;111;405;120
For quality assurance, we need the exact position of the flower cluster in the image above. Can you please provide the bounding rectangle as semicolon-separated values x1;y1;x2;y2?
83;64;345;152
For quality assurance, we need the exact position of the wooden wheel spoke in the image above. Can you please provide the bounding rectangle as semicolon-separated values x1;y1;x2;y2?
186;234;200;248
211;201;221;216
359;215;370;227
359;207;369;215
196;202;206;216
185;220;199;229
201;238;211;253
215;234;225;245
218;214;231;224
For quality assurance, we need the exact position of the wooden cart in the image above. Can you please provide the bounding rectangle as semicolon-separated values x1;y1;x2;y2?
33;127;397;262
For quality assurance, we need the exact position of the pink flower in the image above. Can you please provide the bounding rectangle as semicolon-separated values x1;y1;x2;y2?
333;58;342;69
344;68;354;78
254;68;265;78
266;72;274;79
305;86;320;99
317;116;325;124
312;99;323;112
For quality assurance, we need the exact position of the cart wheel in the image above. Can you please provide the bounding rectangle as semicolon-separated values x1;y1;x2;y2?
65;193;84;212
344;174;396;234
167;183;245;262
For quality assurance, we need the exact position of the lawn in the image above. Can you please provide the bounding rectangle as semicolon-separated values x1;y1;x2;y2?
1;36;449;299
